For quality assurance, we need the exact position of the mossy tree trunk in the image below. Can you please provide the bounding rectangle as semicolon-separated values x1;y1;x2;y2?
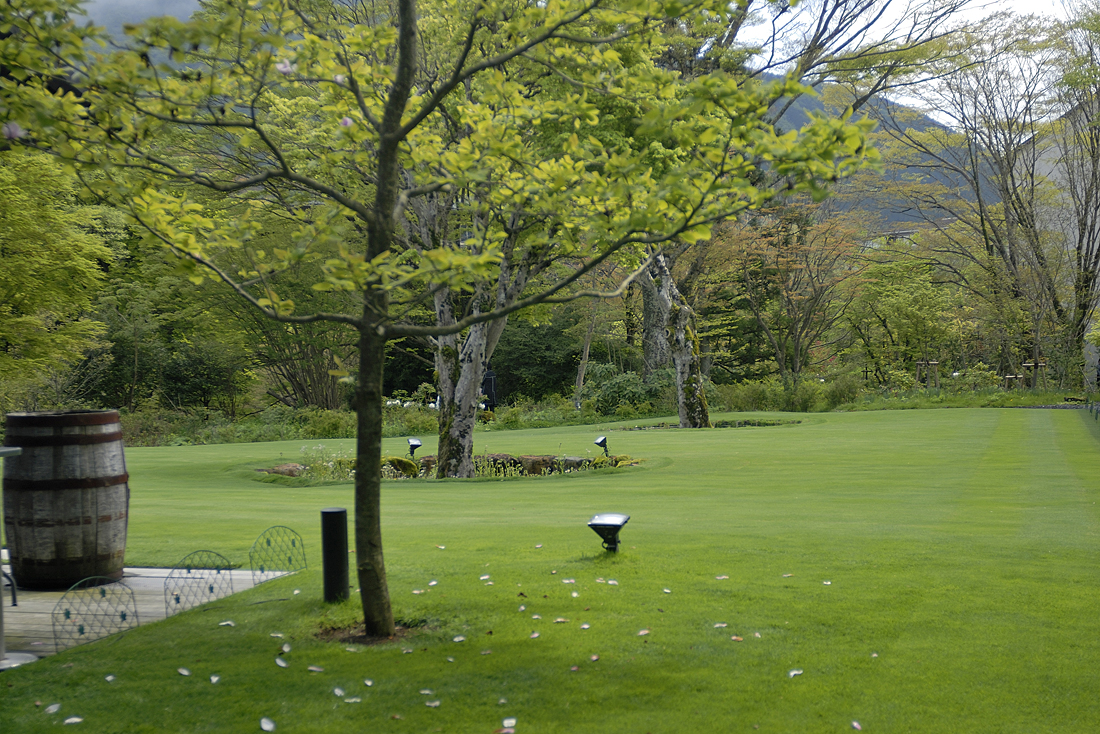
650;253;710;428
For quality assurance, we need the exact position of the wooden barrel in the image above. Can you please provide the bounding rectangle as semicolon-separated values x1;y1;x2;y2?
2;410;129;590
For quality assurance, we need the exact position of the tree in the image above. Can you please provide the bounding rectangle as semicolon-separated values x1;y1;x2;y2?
713;200;865;385
0;148;111;410
1;0;874;635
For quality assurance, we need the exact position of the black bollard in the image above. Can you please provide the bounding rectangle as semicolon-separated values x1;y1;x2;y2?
321;507;350;603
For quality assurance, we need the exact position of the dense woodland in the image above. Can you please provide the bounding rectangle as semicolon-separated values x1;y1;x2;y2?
4;0;1100;636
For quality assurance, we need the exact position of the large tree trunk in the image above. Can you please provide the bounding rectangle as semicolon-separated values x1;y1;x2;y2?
651;254;709;428
354;295;395;637
434;288;510;478
639;270;672;378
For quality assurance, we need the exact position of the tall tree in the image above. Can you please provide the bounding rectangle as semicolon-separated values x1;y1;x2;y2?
2;0;874;635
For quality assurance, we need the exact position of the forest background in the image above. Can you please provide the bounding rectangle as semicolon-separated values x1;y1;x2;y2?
4;0;1100;452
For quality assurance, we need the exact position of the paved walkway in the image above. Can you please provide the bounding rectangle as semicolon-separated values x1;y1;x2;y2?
2;562;256;656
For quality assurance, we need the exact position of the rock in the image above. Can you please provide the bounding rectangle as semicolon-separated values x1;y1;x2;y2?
268;463;306;477
518;455;555;475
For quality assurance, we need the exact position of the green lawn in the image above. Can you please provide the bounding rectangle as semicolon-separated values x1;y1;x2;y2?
3;408;1100;732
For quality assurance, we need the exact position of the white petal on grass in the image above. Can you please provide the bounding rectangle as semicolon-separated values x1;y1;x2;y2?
346;647;359;653
607;580;619;586
63;717;83;725
219;621;235;627
571;591;579;598
364;679;374;687
714;623;728;628
535;544;543;548
46;704;61;714
105;675;116;682
428;580;438;586
447;656;455;662
275;658;288;668
210;675;220;684
715;575;729;580
563;579;575;584
580;623;590;630
638;629;650;636
282;643;291;653
498;699;508;705
788;669;803;678
308;666;324;673
823;581;832;585
596;578;605;583
481;650;492;655
554;618;569;623
453;635;466;642
425;700;441;708
402;648;413;654
436;545;445;549
419;689;433;695
532;614;541;619
412;590;424;595
871;653;878;658
485;581;494;586
479;575;490;581
334;688;345;697
852;723;862;731
270;633;284;638
663;588;671;594
518;605;526;612
344;698;361;703
530;632;540;638
293;589;301;595
754;632;761;638
503;717;518;727
782;573;793;578
261;717;276;731
178;668;191;676
590;655;599;661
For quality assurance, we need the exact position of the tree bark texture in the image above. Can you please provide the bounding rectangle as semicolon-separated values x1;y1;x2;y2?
650;254;710;428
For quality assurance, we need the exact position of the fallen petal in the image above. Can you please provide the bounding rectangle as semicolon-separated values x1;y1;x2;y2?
282;643;291;653
590;655;599;662
412;590;424;595
447;656;455;662
364;679;374;687
580;623;590;630
425;700;441;708
436;545;445;549
782;574;793;578
402;649;413;654
210;675;221;684
178;668;191;676
852;723;862;731
480;575;490;581
530;632;540;638
105;675;116;682
596;578;606;583
219;621;235;627
499;699;507;705
270;633;283;638
731;636;743;642
871;653;878;658
63;717;83;725
345;698;361;703
429;580;438;586
481;650;492;655
518;605;526;611
789;669;803;678
754;632;761;638
554;618;569;623
419;689;433;695
261;717;276;731
391;714;403;720
638;629;650;636
715;575;729;580
335;688;345;697
293;589;301;595
823;581;832;585
607;580;618;585
663;588;671;594
276;658;288;668
571;591;579;598
532;614;541;619
308;666;324;672
570;665;579;671
714;623;728;628
46;704;61;714
453;635;466;642
503;718;518;727
563;579;575;584
535;544;542;548
485;581;494;586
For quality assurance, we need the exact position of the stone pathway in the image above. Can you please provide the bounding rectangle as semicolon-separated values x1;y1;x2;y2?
2;560;256;656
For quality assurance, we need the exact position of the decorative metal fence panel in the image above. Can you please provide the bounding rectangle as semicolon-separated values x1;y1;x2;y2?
164;550;235;617
52;577;139;652
249;526;307;585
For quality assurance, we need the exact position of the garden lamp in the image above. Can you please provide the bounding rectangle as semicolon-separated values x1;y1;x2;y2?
407;438;422;459
594;435;609;457
588;513;630;552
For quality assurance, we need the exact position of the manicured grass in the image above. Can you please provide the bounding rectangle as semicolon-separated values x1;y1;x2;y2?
3;408;1100;732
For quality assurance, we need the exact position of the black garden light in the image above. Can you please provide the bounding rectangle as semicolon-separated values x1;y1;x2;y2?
594;435;609;457
407;438;422;459
588;513;630;553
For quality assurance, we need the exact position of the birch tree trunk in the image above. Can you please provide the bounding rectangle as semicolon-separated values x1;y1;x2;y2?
650;254;710;428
